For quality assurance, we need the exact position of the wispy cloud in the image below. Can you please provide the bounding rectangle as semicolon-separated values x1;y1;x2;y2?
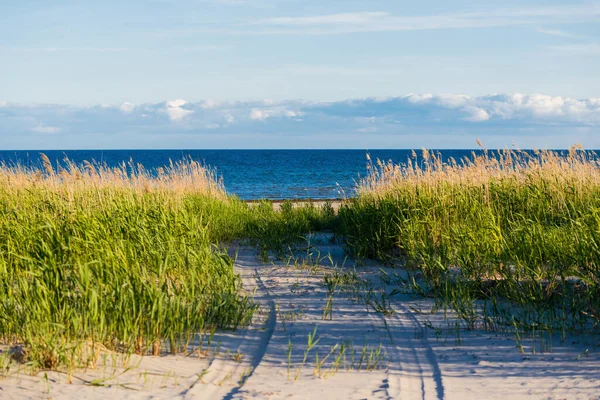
3;45;229;53
176;44;229;52
246;5;600;35
546;43;600;55
3;46;129;53
32;124;61;134
154;4;600;37
263;12;389;26
534;26;582;39
44;47;129;53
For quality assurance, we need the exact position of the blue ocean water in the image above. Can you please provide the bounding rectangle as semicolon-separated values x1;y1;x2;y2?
0;149;588;200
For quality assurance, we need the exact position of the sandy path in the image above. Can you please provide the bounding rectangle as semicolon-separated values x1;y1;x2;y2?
1;242;600;399
184;250;276;399
230;243;600;400
378;296;445;399
229;244;446;400
231;248;390;399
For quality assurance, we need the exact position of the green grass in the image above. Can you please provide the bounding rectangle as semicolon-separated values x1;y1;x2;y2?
338;147;600;335
6;145;600;373
0;188;255;370
244;199;338;261
0;157;338;372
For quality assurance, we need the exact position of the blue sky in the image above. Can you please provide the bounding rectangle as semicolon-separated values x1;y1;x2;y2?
1;0;599;149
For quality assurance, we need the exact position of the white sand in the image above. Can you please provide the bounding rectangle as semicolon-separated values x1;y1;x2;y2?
1;240;599;399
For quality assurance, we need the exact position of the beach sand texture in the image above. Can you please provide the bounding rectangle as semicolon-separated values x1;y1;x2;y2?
1;238;599;399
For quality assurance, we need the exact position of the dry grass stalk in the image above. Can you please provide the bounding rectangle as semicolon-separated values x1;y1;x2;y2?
358;144;599;200
0;155;227;199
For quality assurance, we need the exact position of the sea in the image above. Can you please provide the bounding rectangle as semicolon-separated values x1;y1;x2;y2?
0;149;589;200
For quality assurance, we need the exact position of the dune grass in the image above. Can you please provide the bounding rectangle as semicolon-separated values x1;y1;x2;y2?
338;145;600;335
6;145;599;372
0;158;249;371
0;156;334;372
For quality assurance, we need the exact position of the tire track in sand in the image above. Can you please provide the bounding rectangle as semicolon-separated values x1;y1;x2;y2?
378;294;445;400
183;249;276;399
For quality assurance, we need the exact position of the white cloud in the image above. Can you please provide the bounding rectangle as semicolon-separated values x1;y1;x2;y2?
394;93;599;124
250;106;303;120
120;102;135;114
250;108;267;120
167;99;188;108
464;107;491;122
284;110;300;117
165;99;193;121
480;93;600;122
435;94;470;108
406;93;434;104
4;94;600;128
32;124;61;134
2;93;599;149
200;99;222;109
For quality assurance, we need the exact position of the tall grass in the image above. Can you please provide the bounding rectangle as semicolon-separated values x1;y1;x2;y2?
339;145;600;334
1;155;227;197
0;158;253;371
0;156;339;371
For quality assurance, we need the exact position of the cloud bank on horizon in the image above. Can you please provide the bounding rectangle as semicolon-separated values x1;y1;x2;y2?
1;93;599;149
1;1;598;148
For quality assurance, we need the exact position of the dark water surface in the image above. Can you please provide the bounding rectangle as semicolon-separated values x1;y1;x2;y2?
0;149;592;200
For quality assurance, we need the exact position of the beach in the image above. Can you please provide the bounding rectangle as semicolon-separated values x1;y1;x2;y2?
2;237;599;399
3;0;598;396
2;149;600;399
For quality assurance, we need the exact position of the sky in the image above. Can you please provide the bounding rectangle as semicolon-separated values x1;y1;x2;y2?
0;0;599;149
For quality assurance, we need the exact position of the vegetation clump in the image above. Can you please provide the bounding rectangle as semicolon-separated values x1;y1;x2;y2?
0;156;338;371
338;145;600;334
0;158;258;370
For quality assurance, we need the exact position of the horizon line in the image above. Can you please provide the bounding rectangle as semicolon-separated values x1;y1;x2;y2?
0;147;595;152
